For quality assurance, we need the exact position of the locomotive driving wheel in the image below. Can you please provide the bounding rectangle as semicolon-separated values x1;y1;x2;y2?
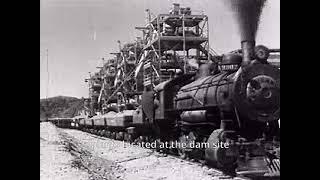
205;129;239;175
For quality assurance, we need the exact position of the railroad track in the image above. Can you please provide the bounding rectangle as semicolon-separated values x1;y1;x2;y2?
63;127;279;180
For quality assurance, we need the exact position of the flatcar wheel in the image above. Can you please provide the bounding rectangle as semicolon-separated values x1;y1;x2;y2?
123;132;129;142
118;132;124;141
105;131;111;138
145;136;151;143
101;130;105;136
178;149;187;159
102;130;106;137
198;159;206;165
111;132;116;139
128;134;133;143
115;132;120;140
154;139;162;152
136;136;143;144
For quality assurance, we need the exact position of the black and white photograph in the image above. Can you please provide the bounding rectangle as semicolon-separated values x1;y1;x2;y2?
40;0;280;179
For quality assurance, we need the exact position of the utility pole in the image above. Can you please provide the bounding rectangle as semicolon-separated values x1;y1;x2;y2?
46;49;49;98
46;49;49;120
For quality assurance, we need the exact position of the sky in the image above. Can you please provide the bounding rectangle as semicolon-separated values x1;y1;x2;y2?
40;0;280;99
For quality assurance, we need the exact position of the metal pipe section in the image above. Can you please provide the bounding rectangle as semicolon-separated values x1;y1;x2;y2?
241;40;255;66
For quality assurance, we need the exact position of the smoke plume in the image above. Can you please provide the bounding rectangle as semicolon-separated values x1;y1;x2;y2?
226;0;266;41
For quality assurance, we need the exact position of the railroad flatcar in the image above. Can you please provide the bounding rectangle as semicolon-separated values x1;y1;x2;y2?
48;117;74;128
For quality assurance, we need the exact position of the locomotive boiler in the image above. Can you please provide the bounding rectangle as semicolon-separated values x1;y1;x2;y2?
149;40;280;175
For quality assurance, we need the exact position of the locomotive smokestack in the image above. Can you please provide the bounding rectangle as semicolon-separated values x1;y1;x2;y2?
224;0;266;65
241;40;255;65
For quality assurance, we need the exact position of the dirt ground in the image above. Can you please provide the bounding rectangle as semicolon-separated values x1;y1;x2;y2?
40;122;245;180
40;122;90;180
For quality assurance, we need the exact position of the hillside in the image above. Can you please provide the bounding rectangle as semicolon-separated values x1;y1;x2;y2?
40;96;84;119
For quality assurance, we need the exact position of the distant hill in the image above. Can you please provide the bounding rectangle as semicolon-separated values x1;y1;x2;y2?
268;53;280;61
268;53;280;68
40;96;84;119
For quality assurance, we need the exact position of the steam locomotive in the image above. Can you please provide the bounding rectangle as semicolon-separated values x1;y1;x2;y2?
50;41;280;176
142;41;280;175
48;2;280;176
